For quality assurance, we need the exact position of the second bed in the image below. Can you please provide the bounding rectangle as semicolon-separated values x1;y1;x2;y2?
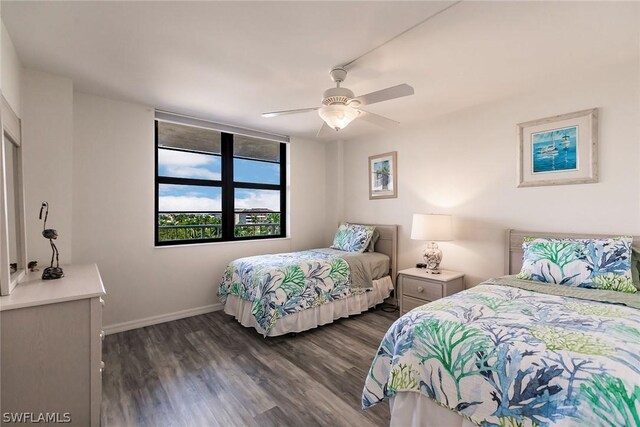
218;223;397;336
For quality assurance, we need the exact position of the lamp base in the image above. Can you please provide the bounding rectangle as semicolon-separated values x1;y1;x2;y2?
423;242;443;274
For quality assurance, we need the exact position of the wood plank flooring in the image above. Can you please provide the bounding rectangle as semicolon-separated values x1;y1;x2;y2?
101;307;398;426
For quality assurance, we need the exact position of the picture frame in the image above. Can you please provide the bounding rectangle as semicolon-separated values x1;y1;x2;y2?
517;108;598;187
369;151;397;199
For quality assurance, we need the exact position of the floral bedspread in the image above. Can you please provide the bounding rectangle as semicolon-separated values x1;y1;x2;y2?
218;249;361;334
362;280;640;427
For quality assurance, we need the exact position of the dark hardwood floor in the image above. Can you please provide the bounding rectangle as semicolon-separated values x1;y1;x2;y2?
101;307;398;426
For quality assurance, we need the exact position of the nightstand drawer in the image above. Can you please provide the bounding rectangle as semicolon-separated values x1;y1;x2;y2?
403;276;443;301
402;295;430;314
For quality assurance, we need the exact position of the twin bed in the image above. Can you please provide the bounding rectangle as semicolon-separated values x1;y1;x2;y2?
217;223;397;336
363;230;640;427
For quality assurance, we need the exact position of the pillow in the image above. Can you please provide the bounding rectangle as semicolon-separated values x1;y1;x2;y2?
632;247;640;290
343;222;378;251
367;228;380;252
516;236;636;293
331;223;375;253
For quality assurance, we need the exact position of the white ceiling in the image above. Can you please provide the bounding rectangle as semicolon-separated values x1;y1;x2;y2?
3;1;639;141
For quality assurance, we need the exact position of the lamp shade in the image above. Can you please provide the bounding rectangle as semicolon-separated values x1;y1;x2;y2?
411;214;452;241
318;105;360;130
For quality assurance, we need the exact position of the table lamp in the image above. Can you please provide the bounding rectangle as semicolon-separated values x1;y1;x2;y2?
410;213;452;274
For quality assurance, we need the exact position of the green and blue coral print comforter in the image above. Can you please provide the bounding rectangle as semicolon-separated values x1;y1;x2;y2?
362;277;640;427
218;249;363;335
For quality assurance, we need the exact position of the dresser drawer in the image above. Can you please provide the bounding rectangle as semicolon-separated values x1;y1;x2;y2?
402;276;443;301
402;295;430;314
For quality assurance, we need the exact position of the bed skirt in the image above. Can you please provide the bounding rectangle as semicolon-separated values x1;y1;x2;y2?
223;276;394;337
390;393;477;427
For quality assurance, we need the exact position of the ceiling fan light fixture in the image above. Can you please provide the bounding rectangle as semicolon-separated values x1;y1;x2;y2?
318;105;360;131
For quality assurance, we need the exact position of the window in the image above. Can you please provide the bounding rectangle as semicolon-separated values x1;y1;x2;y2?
155;117;287;246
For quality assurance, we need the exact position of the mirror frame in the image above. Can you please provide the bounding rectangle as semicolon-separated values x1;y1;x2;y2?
0;94;27;295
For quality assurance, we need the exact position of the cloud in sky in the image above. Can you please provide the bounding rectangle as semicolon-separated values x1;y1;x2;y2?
159;195;221;211
236;189;280;211
159;184;221;211
158;150;221;180
158;185;280;212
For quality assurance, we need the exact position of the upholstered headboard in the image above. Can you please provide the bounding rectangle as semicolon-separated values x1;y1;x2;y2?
506;229;640;275
351;223;398;286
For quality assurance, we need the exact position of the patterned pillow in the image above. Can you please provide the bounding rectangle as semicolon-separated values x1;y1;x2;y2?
343;223;378;252
516;236;636;293
331;223;375;253
364;227;379;252
632;247;640;291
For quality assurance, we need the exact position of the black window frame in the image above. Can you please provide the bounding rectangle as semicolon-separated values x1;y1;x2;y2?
155;120;287;246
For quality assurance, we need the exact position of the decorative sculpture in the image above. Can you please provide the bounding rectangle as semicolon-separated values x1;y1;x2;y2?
39;202;64;280
28;261;39;272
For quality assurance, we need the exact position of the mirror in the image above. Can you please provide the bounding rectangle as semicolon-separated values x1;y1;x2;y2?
0;95;26;295
5;136;20;278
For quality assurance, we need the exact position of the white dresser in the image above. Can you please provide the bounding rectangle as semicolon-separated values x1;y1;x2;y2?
0;264;106;426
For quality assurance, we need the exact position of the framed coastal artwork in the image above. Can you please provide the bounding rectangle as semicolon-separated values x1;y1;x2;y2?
517;108;598;187
369;151;397;199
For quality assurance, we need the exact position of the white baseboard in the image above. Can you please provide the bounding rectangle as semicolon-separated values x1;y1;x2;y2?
103;303;224;335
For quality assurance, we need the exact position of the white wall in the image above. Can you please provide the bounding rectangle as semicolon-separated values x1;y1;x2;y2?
339;60;640;288
71;92;328;328
323;139;345;241
1;21;21;117
21;69;74;267
290;136;329;251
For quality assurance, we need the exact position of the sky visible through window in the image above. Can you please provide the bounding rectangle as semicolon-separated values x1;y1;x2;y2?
158;149;221;180
159;150;280;211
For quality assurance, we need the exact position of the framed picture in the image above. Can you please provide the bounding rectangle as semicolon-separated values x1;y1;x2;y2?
369;151;397;199
517;108;598;187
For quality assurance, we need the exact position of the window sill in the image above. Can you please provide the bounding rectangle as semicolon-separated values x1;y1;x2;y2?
154;236;291;249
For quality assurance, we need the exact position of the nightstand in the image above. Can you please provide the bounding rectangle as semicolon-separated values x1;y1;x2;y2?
397;268;464;315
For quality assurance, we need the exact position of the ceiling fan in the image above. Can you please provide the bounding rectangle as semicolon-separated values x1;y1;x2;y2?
262;67;414;137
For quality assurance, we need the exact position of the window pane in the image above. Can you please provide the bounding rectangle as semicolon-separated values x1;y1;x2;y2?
158;184;222;241
158;213;222;242
159;184;221;211
158;148;221;180
234;135;280;162
234;189;281;237
233;158;279;184
158;121;221;154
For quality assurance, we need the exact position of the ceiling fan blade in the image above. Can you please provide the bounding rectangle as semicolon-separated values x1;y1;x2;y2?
352;84;414;106
358;110;400;128
262;107;319;118
317;121;337;137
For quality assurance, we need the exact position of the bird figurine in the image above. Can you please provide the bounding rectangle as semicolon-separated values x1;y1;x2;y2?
39;201;64;280
28;261;39;272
